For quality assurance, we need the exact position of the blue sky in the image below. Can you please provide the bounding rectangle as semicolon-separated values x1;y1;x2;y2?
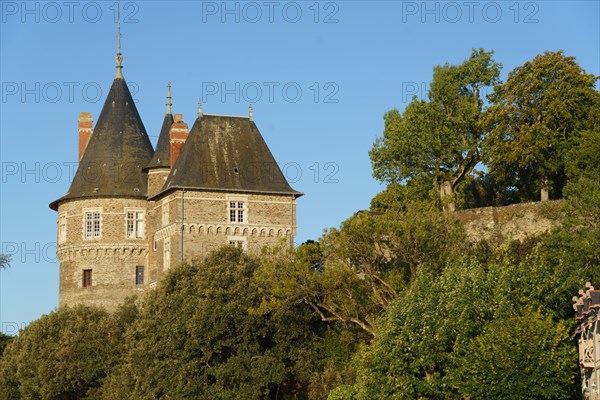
1;0;598;333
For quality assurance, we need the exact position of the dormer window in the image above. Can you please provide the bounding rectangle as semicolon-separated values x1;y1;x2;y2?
84;210;101;239
126;210;145;239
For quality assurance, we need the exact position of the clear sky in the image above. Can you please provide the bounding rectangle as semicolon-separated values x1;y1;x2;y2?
1;0;598;334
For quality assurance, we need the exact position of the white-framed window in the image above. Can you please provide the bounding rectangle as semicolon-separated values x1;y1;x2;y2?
126;210;145;239
227;236;247;251
164;238;171;270
83;210;101;239
58;213;67;243
162;200;170;226
228;200;247;223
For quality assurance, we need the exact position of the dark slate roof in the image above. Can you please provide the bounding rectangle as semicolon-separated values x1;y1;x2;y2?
146;112;174;169
152;114;302;198
50;77;154;210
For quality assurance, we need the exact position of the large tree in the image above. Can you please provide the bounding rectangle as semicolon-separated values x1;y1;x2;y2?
100;247;326;399
370;48;501;211
0;305;127;400
257;205;466;337
452;311;576;400
332;253;579;400
483;50;600;201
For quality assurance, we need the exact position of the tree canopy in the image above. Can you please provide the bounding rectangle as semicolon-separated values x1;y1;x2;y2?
370;48;501;211
0;305;127;400
99;247;327;400
483;50;600;201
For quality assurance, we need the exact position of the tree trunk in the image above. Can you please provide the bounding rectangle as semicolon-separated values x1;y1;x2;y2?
540;176;549;201
440;180;456;212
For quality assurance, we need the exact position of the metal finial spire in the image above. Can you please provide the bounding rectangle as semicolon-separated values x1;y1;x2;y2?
166;82;172;114
197;98;203;118
115;1;123;78
248;103;253;121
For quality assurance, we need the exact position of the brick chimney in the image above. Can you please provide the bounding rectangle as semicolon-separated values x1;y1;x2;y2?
170;114;189;167
78;112;93;161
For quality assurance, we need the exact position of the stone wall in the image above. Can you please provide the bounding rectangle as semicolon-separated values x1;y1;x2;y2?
57;197;149;311
56;190;297;311
453;200;563;243
149;190;296;282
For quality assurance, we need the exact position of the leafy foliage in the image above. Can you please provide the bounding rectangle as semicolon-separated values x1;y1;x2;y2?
370;48;501;210
256;205;466;337
0;305;126;400
0;333;13;360
344;251;581;400
100;247;326;399
452;311;577;400
483;50;600;200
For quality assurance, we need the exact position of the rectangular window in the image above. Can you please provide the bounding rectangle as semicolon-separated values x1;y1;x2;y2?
127;211;145;239
228;201;246;223
136;266;144;285
84;211;101;239
83;269;92;288
227;236;247;251
162;203;169;226
164;238;171;270
58;213;67;243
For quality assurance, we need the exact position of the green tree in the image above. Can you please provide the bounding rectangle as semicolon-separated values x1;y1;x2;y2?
370;49;501;211
257;206;466;337
484;50;600;201
451;311;577;400
370;175;433;212
348;259;494;399
102;247;325;399
0;333;13;359
341;249;581;400
0;305;126;400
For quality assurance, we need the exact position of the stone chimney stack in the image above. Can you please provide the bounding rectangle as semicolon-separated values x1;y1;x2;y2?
78;112;93;161
170;114;189;167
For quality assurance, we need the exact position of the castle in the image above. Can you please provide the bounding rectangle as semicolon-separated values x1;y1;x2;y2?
49;32;301;311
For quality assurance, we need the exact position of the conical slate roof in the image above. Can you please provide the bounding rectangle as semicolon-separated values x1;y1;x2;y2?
146;112;174;169
153;114;302;198
50;77;154;210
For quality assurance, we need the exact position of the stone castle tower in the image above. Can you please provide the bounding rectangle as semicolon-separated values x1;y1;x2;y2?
49;33;301;311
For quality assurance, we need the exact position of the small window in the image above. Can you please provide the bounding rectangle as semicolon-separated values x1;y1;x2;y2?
164;238;171;270
162;203;169;226
84;211;101;239
83;269;92;288
127;211;145;239
58;213;67;243
153;238;157;251
136;266;144;285
227;236;247;251
228;201;245;223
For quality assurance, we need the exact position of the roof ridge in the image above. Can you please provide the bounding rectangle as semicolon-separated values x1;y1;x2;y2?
202;113;250;119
